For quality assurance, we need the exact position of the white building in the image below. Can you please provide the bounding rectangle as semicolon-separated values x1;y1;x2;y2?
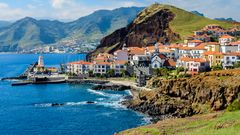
111;60;127;75
67;61;92;75
113;50;128;61
219;34;235;46
222;52;240;69
177;57;209;73
220;41;240;53
151;43;167;69
93;62;111;75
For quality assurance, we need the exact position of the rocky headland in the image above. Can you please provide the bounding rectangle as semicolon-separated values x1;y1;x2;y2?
122;69;240;122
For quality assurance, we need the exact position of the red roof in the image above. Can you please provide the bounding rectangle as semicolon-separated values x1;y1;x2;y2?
179;57;207;63
69;61;92;65
203;51;223;55
229;41;240;46
220;34;234;39
163;59;176;67
188;40;203;43
205;42;219;45
224;52;240;56
95;62;112;65
114;60;127;65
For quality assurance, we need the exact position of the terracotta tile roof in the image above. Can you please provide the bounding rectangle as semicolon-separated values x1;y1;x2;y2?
179;57;193;61
179;57;207;63
220;34;235;39
192;58;207;63
69;61;92;65
229;41;240;46
168;43;183;49
158;54;167;59
205;42;219;45
128;47;145;55
163;59;176;67
203;51;223;55
188;40;203;43
114;60;127;65
95;62;112;65
224;52;240;56
179;43;206;50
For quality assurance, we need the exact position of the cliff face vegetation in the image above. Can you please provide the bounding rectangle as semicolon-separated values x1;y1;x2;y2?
123;69;240;120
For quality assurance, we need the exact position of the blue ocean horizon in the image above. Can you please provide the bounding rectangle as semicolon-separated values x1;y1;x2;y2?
0;54;149;135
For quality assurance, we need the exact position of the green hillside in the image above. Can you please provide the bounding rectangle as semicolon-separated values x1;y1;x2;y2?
135;4;237;40
118;111;240;135
0;7;144;52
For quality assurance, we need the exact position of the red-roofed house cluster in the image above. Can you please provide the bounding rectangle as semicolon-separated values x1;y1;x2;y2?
66;24;240;77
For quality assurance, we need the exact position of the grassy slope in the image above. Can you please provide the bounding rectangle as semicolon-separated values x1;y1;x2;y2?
134;4;237;41
118;111;240;135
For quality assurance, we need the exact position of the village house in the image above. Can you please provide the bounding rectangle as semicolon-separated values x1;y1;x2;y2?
221;41;240;53
113;44;129;61
178;41;206;58
222;52;240;69
176;57;210;73
93;62;111;75
127;47;145;61
113;49;128;61
111;60;127;76
67;61;92;75
219;34;235;46
94;53;114;63
203;51;223;67
187;34;211;42
150;43;167;69
204;42;220;52
163;58;176;69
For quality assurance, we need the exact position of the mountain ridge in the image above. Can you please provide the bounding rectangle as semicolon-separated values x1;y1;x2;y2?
0;7;144;52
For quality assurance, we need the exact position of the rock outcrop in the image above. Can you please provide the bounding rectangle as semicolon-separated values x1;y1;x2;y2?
123;69;240;121
88;4;180;60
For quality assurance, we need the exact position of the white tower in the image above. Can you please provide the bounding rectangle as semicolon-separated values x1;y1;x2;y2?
122;43;127;51
38;55;44;67
154;43;159;53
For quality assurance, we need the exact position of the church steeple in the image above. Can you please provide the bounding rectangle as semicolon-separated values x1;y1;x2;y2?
122;43;127;51
154;43;159;54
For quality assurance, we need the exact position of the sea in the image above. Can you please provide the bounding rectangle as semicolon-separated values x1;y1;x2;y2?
0;54;149;135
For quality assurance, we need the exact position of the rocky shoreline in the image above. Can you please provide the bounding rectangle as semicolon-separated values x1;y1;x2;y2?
121;69;240;123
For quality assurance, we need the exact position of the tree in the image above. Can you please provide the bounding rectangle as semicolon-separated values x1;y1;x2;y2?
120;69;127;77
107;69;115;77
88;70;93;77
233;62;240;69
211;64;223;71
153;68;169;76
176;67;184;75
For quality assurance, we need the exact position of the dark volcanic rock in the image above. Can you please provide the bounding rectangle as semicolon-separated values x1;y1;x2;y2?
91;84;131;91
86;101;95;104
123;70;240;121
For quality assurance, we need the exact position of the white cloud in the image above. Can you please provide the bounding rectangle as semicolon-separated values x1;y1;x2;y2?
0;2;29;21
50;0;74;9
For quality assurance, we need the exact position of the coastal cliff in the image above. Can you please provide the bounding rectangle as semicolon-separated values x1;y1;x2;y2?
123;69;240;120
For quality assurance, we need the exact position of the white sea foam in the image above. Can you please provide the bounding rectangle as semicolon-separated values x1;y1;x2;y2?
65;101;92;106
35;101;96;107
87;89;108;97
142;116;152;125
34;103;52;107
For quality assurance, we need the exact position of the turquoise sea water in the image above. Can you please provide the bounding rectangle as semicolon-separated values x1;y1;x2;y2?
0;54;148;135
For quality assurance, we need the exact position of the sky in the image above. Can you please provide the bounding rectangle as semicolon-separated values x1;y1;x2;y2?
0;0;239;22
